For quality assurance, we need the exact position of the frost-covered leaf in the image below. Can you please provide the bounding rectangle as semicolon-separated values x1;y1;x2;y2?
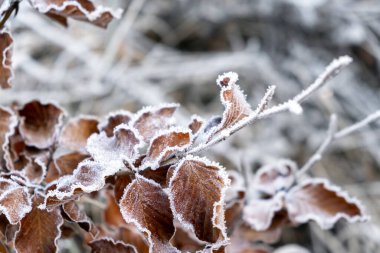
62;201;98;237
208;72;252;141
114;173;133;202
225;191;245;236
139;165;172;188
42;160;116;209
87;124;142;170
15;194;63;253
29;0;123;28
253;160;297;196
117;226;150;253
243;192;285;231
170;225;205;252
188;115;204;136
89;238;136;253
99;110;133;137
119;175;177;253
285;178;368;229
132;104;179;142
18;100;65;149
59;116;99;151
53;152;89;178
22;151;49;183
0;178;32;224
0;106;17;169
168;155;229;243
0;29;13;89
141;128;191;170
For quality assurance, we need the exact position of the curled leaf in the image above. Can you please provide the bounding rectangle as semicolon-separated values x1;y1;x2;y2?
99;110;133;137
15;194;63;253
119;175;177;253
89;238;137;253
18;100;65;149
188;115;204;136
62;201;98;237
285;178;368;229
168;155;229;243
0;106;17;169
0;29;13;89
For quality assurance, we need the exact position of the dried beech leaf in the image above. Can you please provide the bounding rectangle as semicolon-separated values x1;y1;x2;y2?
0;107;17;169
225;191;245;236
208;72;252;141
132;104;179;142
87;124;142;170
253;160;297;196
188;115;204;136
89;238;136;253
0;178;32;224
29;0;123;28
15;194;63;253
119;175;177;253
243;192;285;231
141;128;191;170
62;201;98;237
285;178;368;229
114;173;133;202
22;151;49;183
0;30;13;89
139;165;172;188
54;152;89;177
99;110;133;137
117;226;150;253
104;190;127;227
18;100;65;149
42;160;116;209
168;155;229;243
59;116;99;151
170;225;205;252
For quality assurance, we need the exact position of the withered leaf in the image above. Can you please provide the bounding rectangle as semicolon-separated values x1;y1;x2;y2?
285;178;367;229
114;173;133;202
132;104;179;142
225;191;245;236
119;175;177;253
170;225;205;252
99;110;133;137
29;0;123;28
0;30;13;89
141;128;191;170
87;124;142;170
22;151;49;184
0;106;17;169
15;194;63;253
208;72;252;141
0;178;32;224
18;100;65;149
59;116;99;151
188;115;204;136
117;226;150;253
53;152;89;178
62;201;98;237
168;155;229;243
89;238;136;253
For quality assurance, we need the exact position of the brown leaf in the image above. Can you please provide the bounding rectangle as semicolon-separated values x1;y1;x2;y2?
117;226;150;253
89;238;136;253
104;190;126;227
0;178;32;224
168;155;229;243
188;115;204;136
132;104;179;142
29;0;122;28
253;160;297;196
141;128;191;170
285;178;368;229
15;194;63;253
208;72;252;141
119;175;177;253
22;151;49;183
114;173;133;202
0;30;13;89
139;165;172;188
0;107;17;169
87;124;142;170
18;100;65;149
99;110;133;137
225;191;245;236
62;201;98;237
53;152;89;178
59;116;99;151
170;225;205;252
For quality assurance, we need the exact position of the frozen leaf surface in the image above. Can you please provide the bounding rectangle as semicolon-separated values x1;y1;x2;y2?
132;104;178;142
0;107;17;169
29;0;123;28
169;155;229;243
59;116;99;151
119;175;177;253
62;201;98;237
89;238;137;253
15;194;63;253
0;29;13;89
99;110;133;137
18;100;65;149
285;178;367;229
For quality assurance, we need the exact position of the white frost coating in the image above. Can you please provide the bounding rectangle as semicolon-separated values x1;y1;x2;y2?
29;0;123;21
285;178;369;229
168;155;230;243
273;244;311;253
130;103;180;125
90;237;137;253
98;110;133;132
39;160;118;209
86;123;143;170
243;192;285;231
288;100;303;115
140;127;192;171
0;29;14;88
0;106;18;170
216;71;239;87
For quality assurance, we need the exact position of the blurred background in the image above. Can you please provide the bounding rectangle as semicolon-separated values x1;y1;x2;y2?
2;0;380;252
